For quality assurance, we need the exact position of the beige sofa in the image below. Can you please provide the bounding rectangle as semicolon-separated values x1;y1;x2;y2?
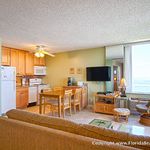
0;109;149;150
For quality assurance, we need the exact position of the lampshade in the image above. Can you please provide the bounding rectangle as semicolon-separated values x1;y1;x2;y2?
120;78;126;87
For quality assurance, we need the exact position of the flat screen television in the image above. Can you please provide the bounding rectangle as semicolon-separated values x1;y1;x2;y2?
86;66;111;81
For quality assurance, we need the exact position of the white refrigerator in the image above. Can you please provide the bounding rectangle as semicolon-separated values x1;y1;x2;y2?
0;66;16;115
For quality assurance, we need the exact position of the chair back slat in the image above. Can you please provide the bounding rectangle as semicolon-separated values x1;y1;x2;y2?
63;89;72;105
74;88;81;103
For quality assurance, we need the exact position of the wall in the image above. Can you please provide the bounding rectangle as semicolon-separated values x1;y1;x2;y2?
44;47;105;104
0;39;1;114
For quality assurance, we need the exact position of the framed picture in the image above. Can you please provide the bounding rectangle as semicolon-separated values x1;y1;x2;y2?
69;68;75;74
76;68;82;74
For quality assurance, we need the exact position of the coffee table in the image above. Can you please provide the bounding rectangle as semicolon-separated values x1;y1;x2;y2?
119;124;148;136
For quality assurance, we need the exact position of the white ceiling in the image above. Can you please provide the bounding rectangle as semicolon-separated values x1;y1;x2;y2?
0;0;150;53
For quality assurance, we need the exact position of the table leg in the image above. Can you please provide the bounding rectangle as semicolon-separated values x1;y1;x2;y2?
117;114;119;122
126;115;128;122
39;95;42;114
114;112;116;121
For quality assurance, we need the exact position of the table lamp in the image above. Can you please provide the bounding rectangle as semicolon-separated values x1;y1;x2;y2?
120;78;127;97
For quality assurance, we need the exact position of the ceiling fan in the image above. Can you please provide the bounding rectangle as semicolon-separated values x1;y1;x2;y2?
34;45;55;57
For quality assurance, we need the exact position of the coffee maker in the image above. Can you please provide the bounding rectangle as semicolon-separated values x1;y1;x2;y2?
67;77;73;86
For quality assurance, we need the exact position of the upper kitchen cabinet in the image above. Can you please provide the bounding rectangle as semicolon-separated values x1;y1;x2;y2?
39;57;46;66
10;49;19;74
18;50;26;75
34;56;46;66
25;52;34;75
1;46;11;66
11;49;26;76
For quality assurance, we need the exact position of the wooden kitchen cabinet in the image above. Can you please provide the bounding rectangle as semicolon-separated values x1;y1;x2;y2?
33;56;39;66
16;87;29;108
10;49;19;74
1;46;11;66
34;56;46;66
39;57;46;66
25;52;34;75
11;49;26;76
18;50;26;75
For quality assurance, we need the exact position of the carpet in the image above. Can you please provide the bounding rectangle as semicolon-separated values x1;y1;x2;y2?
89;119;112;128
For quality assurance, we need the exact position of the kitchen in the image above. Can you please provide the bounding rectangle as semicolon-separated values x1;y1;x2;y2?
0;46;49;115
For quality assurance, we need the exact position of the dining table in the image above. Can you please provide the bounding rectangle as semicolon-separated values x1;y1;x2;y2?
39;90;63;117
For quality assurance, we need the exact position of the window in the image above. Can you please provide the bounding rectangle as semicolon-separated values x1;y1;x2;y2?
125;43;150;94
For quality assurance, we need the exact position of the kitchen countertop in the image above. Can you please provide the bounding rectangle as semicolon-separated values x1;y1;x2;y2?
16;85;29;88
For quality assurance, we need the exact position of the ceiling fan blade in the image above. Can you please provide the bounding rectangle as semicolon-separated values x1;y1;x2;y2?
42;51;55;57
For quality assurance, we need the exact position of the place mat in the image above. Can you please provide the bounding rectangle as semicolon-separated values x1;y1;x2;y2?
89;119;112;128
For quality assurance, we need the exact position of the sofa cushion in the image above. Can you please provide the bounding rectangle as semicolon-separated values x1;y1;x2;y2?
6;109;150;149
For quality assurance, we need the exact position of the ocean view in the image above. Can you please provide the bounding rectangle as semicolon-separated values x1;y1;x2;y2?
132;79;150;93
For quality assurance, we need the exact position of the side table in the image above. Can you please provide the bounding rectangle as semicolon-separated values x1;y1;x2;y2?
115;96;129;108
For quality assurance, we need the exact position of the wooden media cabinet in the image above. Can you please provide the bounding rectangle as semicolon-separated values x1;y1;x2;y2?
94;93;118;115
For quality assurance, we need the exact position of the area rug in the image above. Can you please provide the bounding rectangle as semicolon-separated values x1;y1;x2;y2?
89;119;112;128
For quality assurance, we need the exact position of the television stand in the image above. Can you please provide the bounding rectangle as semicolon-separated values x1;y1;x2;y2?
93;93;116;115
97;92;106;95
96;91;112;95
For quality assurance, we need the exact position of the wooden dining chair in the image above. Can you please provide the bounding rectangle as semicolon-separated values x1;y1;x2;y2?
51;89;72;118
41;88;54;114
71;88;81;113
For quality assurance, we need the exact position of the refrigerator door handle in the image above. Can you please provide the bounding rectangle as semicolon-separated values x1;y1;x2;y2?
13;81;16;91
13;70;16;80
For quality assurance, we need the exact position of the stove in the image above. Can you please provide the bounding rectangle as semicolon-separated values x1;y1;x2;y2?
28;78;49;104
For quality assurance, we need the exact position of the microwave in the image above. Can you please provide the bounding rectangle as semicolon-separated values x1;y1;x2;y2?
34;66;46;75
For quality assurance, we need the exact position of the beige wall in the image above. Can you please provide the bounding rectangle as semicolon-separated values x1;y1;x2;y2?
44;47;105;104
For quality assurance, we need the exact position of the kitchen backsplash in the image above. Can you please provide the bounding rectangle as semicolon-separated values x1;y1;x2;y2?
16;76;44;86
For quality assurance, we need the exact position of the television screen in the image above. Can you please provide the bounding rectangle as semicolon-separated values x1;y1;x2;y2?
86;66;111;81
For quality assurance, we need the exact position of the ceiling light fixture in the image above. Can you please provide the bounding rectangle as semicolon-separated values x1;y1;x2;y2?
34;45;55;57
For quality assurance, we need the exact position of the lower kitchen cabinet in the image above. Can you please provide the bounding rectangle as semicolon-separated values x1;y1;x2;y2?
16;87;29;108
